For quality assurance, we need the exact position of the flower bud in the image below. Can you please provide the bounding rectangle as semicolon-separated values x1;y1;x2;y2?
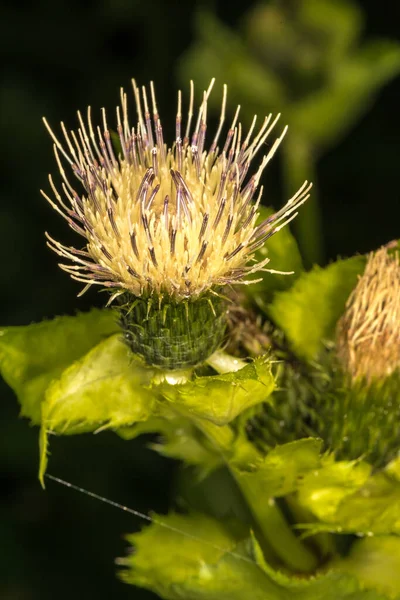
336;247;400;384
119;293;226;369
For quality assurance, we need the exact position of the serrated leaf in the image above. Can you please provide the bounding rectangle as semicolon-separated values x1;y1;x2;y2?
324;471;400;535
0;309;118;423
235;439;400;538
156;358;275;426
297;462;400;536
267;255;366;360
42;334;155;433
234;438;323;498
297;457;371;521
120;512;390;599
40;334;157;481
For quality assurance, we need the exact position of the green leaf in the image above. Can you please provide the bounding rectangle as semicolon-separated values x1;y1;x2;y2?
40;334;157;481
297;457;371;521
267;255;366;360
42;334;155;434
120;512;390;599
234;438;323;498
0;309;118;423
38;341;271;479
234;439;400;538
156;357;275;426
233;439;324;573
333;536;400;599
324;471;400;535
297;462;400;536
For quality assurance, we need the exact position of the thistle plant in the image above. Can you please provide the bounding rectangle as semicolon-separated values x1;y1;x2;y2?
42;79;310;370
1;79;400;600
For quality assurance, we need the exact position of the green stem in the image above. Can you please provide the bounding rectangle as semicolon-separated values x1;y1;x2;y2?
181;352;319;571
197;415;319;573
282;135;324;268
238;475;318;573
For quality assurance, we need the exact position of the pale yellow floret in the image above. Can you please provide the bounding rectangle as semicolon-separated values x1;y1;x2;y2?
42;79;311;301
337;246;400;382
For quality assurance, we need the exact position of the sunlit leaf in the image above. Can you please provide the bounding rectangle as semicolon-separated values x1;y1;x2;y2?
297;462;400;536
156;357;275;426
267;256;366;360
0;309;118;423
297;457;371;521
120;512;390;599
40;334;157;481
235;439;400;538
234;438;323;498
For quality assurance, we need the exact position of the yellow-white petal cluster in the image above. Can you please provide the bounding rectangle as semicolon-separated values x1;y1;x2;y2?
42;79;311;301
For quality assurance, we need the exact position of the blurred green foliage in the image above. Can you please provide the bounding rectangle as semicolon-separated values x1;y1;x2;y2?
179;0;400;265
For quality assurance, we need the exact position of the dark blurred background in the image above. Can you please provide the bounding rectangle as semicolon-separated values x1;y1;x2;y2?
1;1;399;598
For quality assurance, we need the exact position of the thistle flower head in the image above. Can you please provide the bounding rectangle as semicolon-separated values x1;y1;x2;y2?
42;79;311;303
336;246;400;383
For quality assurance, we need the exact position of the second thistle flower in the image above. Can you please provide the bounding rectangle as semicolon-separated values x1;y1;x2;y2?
43;79;311;369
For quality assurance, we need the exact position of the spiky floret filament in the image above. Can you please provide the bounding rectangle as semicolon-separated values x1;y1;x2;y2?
42;78;311;303
336;246;400;383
